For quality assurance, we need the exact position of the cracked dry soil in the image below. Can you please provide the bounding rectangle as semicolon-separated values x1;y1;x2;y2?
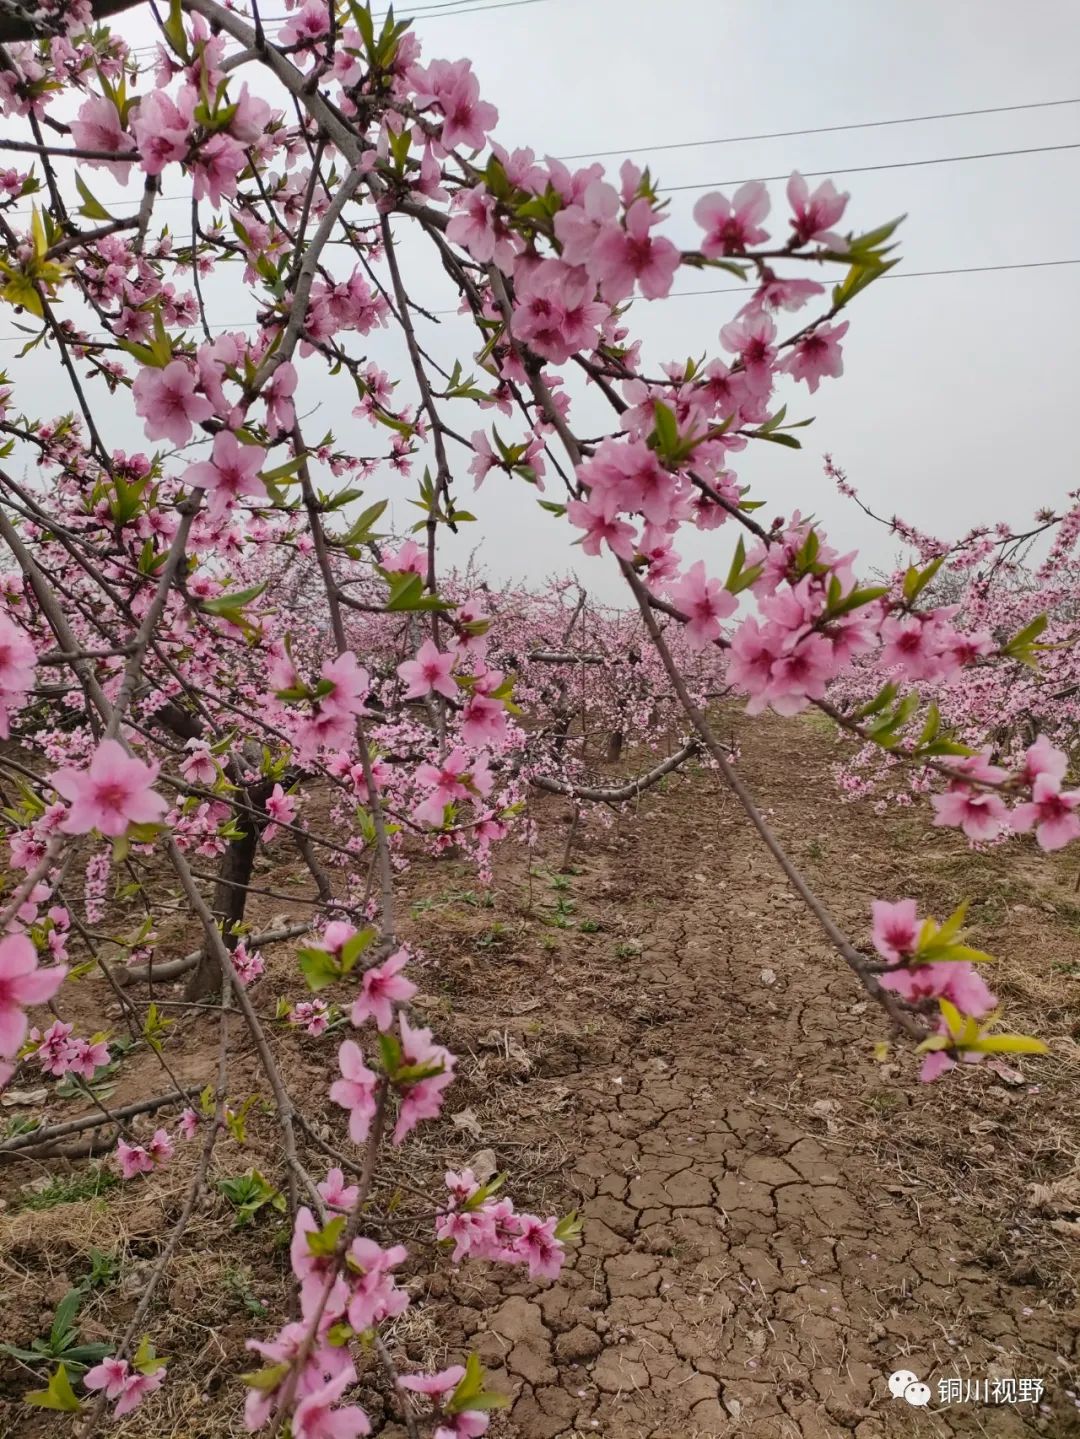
413;715;1080;1439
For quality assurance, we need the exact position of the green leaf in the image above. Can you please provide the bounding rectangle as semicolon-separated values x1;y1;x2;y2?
241;1362;289;1392
724;536;747;592
339;499;388;547
921;737;974;758
74;174;113;221
306;1216;346;1257
143;1000;173;1053
60;1343;113;1368
50;1290;82;1349
553;1210;583;1243
901;554;945;604
163;0;191;58
260;455;304;486
944;944;994;965
376;1030;403;1077
201;582;267;617
916;702;941;748
0;271;44;318
349;0;376;56
915;1033;951;1054
847;215;906;255
824;584;888;620
931;900;968;949
461;1172;507;1212
26;1365;81;1412
651;401;679;461
446;1354;509;1416
749;427;801;449
1002;613;1049;667
969;1034;1049;1055
384;571;454;614
832;254;899;309
339;927;376;975
0;1343;51;1363
297;946;340;992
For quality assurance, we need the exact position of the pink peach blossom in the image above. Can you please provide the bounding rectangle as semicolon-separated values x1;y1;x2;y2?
870;899;920;963
0;934;66;1060
588;198;680;302
329;1040;378;1143
787;172;849;246
70;94;133;182
132;360;212;447
1012;774;1080;851
51;739;166;838
668;561;736;650
293;1368;370;1439
780;321;849;393
351;949;416;1032
183;431;267;517
693;181;770;256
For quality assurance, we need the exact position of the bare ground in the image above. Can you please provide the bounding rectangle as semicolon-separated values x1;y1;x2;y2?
2;712;1079;1439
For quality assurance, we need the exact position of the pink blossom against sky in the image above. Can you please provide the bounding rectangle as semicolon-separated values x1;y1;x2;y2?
1;0;1076;603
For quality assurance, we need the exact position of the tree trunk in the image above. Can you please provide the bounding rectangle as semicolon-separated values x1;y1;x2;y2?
149;703;275;1000
605;730;625;764
184;812;261;1000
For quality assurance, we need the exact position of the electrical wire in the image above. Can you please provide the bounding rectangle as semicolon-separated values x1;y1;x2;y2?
128;0;545;49
640;256;1080;303
0;255;1075;346
666;141;1080;193
6;135;1077;220
557;97;1080;161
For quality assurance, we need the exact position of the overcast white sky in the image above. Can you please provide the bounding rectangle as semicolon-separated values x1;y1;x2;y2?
4;0;1079;602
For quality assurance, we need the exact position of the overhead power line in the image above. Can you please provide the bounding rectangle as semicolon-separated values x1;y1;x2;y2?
7;135;1076;221
646;257;1080;303
129;0;544;47
427;256;1080;313
558;96;1080;161
0;255;1074;345
666;141;1080;193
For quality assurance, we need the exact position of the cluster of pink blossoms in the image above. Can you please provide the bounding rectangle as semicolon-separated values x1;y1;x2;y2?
0;612;36;738
0;4;1072;1430
84;1355;167;1419
870;901;996;1083
929;736;1080;850
399;1366;494;1439
233;939;266;986
0;933;66;1088
116;1128;174;1179
71;12;274;202
724;517;876;714
436;1168;566;1281
331;1014;455;1147
245;1203;411;1436
291;998;331;1037
270;649;371;764
27;1018;109;1078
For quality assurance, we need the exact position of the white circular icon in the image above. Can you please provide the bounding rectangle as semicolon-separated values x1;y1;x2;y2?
904;1382;932;1407
888;1369;919;1398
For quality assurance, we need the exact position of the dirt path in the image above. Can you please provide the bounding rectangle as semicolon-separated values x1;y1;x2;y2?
3;715;1078;1439
426;716;1080;1439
